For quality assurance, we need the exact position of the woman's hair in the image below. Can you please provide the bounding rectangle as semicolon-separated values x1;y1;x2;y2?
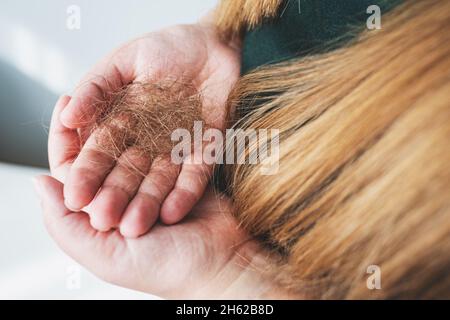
216;0;450;299
215;0;280;39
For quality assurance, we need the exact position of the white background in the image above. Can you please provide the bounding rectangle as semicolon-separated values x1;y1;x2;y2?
0;0;216;299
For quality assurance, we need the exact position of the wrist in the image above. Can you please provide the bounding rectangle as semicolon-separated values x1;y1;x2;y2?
191;241;300;300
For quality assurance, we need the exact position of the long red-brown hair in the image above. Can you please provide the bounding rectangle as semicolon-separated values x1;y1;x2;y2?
216;0;450;299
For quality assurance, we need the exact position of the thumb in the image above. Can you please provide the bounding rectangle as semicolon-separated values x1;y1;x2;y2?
34;175;125;284
34;175;97;253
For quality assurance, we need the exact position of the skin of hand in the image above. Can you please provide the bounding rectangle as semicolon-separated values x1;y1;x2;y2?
57;21;241;238
34;176;290;299
36;96;295;298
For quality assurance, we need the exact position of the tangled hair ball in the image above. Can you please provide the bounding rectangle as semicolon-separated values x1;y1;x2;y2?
90;80;204;163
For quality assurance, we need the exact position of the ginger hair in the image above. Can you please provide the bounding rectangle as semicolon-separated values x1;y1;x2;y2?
90;80;203;171
218;0;450;299
215;0;281;39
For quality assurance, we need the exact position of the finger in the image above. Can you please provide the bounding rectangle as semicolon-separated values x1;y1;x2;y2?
60;56;133;129
48;95;80;182
34;175;125;284
63;128;119;211
160;159;212;225
120;157;180;238
87;148;151;232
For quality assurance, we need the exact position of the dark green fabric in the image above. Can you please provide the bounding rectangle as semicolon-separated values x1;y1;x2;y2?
241;0;401;74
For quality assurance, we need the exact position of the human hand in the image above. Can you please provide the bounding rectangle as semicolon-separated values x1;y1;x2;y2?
34;174;291;299
53;23;240;237
44;95;292;299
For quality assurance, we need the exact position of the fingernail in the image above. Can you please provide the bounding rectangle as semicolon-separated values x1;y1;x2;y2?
32;177;43;198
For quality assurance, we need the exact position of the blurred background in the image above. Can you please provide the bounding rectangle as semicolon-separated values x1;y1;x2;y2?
0;0;216;299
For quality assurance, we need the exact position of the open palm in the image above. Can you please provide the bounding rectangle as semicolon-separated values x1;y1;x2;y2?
51;23;240;238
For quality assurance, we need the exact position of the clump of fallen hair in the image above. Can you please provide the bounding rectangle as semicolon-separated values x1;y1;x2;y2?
91;80;203;165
